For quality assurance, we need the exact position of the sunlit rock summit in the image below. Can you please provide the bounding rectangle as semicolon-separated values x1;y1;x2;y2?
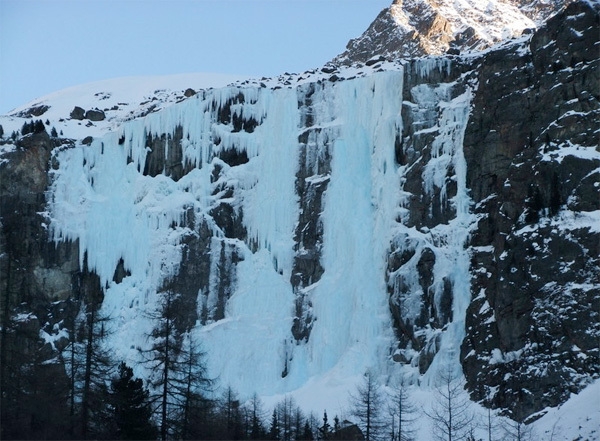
334;0;566;63
0;0;598;439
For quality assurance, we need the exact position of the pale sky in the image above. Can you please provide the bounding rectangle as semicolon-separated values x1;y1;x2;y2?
0;0;391;114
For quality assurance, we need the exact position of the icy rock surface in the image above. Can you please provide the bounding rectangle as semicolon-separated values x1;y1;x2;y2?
45;70;408;398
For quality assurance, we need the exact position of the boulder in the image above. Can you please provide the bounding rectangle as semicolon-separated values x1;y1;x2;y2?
85;108;105;121
70;106;85;120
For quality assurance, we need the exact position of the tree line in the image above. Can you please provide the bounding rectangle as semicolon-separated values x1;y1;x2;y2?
0;120;61;141
0;284;534;440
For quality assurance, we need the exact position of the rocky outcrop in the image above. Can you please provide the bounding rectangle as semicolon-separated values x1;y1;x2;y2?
386;57;475;374
69;106;106;122
0;132;92;436
85;108;105;121
290;82;332;343
334;0;564;65
459;0;600;420
70;106;85;120
0;132;79;307
15;104;50;118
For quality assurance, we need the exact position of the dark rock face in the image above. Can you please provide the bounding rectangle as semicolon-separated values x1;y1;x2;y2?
0;132;100;434
291;82;332;343
143;125;187;180
460;0;600;419
14;104;50;118
0;132;79;306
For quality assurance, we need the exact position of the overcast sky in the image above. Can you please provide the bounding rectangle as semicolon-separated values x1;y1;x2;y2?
0;0;391;114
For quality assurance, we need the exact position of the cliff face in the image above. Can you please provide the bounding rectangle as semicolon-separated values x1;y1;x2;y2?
461;0;600;417
0;0;598;423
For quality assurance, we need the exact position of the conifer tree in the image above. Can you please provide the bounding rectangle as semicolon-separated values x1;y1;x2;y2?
21;121;32;135
350;371;385;441
110;362;157;440
388;383;418;441
332;416;341;440
269;409;280;440
143;290;211;440
34;119;45;133
425;366;474;441
249;393;267;439
293;405;306;441
298;420;315;441
218;386;244;439
172;334;212;439
318;410;332;440
0;312;70;439
63;273;115;440
503;419;533;441
276;395;298;441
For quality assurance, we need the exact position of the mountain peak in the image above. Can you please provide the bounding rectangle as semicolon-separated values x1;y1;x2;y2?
334;0;565;64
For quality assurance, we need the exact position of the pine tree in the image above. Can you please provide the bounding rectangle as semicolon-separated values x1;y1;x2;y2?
388;383;418;441
425;366;474;441
62;271;115;440
269;409;280;440
142;290;211;440
502;393;536;441
218;386;244;439
276;395;298;441
318;410;332;440
298;420;315;441
293;405;306;441
34;119;46;133
350;371;385;441
249;393;267;439
479;406;501;441
332;416;341;440
144;290;181;440
110;362;157;440
21;121;32;135
51;126;58;137
172;334;212;439
0;124;4;138
503;419;535;441
0;315;70;439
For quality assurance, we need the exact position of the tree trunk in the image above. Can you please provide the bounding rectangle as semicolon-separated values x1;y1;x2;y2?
81;306;95;439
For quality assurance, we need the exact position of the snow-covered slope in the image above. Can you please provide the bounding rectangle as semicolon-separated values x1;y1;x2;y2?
1;73;246;140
